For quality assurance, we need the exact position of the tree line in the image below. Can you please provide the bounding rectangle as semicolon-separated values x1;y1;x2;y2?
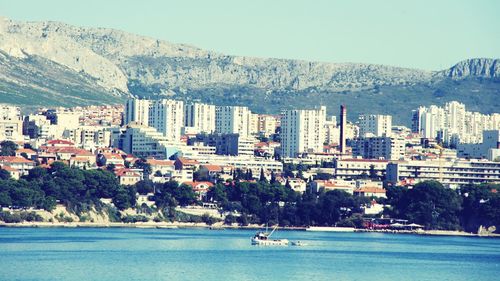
0;162;136;214
1;160;499;232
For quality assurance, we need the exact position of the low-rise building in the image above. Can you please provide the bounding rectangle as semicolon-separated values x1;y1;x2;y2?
285;178;307;193
183;181;214;201
15;148;37;160
187;154;283;176
115;168;142;186
458;130;500;161
100;153;125;167
0;165;21;180
311;179;356;194
147;159;175;176
334;158;388;179
354;187;387;198
0;156;36;175
386;159;500;187
198;164;232;181
174;157;199;171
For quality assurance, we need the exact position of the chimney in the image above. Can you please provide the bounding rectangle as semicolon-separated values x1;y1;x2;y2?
340;105;347;154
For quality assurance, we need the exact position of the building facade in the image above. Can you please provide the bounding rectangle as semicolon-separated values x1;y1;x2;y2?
124;98;150;126
350;136;405;161
386;159;500;187
184;102;216;134
215;106;252;137
281;106;326;158
149;99;184;141
358;114;392;137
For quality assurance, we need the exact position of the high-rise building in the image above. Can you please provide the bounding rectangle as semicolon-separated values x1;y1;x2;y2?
197;133;257;156
0;119;23;141
281;106;326;158
358;114;392;137
0;104;21;120
249;113;259;136
257;114;280;137
215;106;252;137
350;136;405;160
184;102;216;134
149;99;184;141
340;105;347;154
458;130;500;160
411;101;500;144
124;98;150;126
117;123;181;159
324;116;339;145
0;104;23;141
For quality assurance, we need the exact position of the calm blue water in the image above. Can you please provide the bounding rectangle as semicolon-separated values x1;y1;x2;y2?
0;228;499;281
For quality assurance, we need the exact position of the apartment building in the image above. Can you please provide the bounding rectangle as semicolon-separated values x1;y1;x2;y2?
281;106;326;158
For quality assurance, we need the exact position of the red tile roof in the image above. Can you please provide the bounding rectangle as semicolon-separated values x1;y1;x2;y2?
183;181;214;190
176;157;199;165
16;148;36;154
355;187;386;194
147;159;174;166
200;164;223;172
114;168;141;177
0;165;19;172
0;156;35;164
47;139;74;146
102;153;123;160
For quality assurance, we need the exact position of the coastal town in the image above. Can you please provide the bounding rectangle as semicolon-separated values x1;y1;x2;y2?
1;1;499;280
0;98;499;235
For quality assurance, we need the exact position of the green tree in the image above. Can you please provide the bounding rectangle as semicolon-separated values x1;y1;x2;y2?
270;171;276;184
0;141;18;156
369;165;378;180
259;168;267;182
134;159;152;177
315;173;333;180
0;169;11;180
395;181;462;230
207;184;229;205
201;213;216;225
0;191;12;206
135;180;155;195
460;184;500;232
113;187;133;210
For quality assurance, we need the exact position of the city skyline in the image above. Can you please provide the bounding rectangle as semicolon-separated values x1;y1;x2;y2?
1;1;500;279
0;0;498;70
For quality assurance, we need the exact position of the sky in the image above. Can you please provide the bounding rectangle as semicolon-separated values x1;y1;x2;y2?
0;0;498;70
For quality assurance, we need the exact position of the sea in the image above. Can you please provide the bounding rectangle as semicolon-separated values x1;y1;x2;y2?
0;227;499;281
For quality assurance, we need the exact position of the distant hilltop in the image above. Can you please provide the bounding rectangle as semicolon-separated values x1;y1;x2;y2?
440;58;499;79
0;16;498;124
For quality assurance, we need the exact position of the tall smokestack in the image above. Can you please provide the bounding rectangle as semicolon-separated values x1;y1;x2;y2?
340;105;347;154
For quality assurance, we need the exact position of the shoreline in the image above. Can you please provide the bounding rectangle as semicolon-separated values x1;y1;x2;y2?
1;222;499;238
0;221;305;231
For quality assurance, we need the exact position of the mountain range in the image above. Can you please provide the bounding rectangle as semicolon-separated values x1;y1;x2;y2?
0;16;498;125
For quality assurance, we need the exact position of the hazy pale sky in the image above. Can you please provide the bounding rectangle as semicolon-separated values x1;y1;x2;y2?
0;0;498;70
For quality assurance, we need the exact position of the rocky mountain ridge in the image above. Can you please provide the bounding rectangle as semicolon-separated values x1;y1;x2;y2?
0;17;498;123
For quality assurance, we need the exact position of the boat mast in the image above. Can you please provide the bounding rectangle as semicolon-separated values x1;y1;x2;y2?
268;225;278;237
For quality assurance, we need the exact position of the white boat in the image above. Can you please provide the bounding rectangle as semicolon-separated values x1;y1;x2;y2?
251;226;289;246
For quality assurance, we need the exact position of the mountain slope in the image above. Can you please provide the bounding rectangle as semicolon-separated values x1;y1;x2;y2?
0;16;498;124
0;50;121;106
